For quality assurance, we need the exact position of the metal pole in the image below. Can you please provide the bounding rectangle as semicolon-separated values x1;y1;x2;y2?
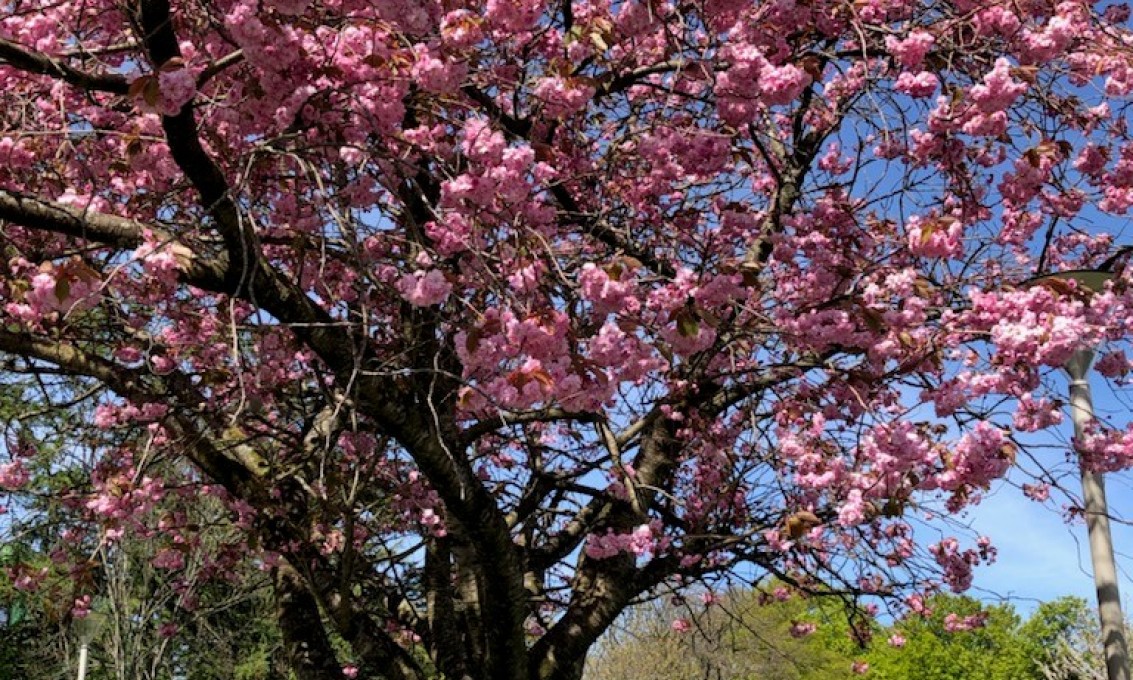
76;642;89;680
1067;348;1130;680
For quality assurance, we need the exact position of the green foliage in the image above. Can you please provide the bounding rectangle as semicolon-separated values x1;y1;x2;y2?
865;595;1030;680
585;589;1094;680
1019;596;1095;658
1020;597;1109;680
585;588;858;680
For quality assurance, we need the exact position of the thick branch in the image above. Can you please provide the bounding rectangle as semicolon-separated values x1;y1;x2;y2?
460;407;599;447
0;189;141;248
0;329;272;495
529;414;681;680
275;562;348;680
136;0;258;288
0;37;130;93
0;188;231;287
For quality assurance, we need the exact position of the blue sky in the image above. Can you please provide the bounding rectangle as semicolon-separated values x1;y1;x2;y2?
966;366;1133;616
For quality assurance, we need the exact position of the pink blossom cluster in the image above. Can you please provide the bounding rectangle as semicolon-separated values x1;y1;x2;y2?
0;460;29;490
929;537;987;593
484;0;543;34
86;470;167;523
717;43;812;124
578;263;640;315
156;67;197;116
969;59;1028;113
943;611;989;632
584;521;668;560
1018;3;1087;63
1076;425;1133;473
5;260;100;324
133;229;184;285
935;422;1012;494
1013;393;1063;432
886;31;935;69
1096;350;1132;379
789;621;818;638
532;76;595;118
411;44;466;95
895;71;940;98
397;269;453;307
962;286;1102;368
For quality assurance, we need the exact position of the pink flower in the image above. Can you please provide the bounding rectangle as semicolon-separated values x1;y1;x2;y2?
895;71;939;98
671;617;692;633
72;595;92;619
533;76;595;118
484;0;542;33
578;263;638;314
888;633;907;648
837;489;868;527
969;58;1027;114
944;612;988;632
441;10;483;49
1097;350;1131;378
1013;394;1063;432
790;621;817;638
24;267;99;317
461;118;506;165
397;270;453;307
157;68;197;115
1077;426;1133;473
1022;482;1051;502
0;461;29;490
929;537;983;593
133;231;185;283
1074;145;1109;176
759;62;811;106
584;523;665;560
411;45;466;94
852;660;870;675
906;214;963;258
886;31;935;69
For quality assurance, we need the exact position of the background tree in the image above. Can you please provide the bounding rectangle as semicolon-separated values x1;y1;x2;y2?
584;590;1095;680
3;1;1133;679
584;587;856;680
0;370;288;680
1030;597;1120;680
865;595;1033;680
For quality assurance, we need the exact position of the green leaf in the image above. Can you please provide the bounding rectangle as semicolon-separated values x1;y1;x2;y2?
7;600;26;627
53;278;70;304
675;309;699;338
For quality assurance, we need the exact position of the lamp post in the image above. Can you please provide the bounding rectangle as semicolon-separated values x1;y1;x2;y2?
72;607;103;680
1030;270;1128;680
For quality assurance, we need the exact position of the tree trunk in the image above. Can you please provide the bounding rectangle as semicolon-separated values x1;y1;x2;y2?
275;562;347;680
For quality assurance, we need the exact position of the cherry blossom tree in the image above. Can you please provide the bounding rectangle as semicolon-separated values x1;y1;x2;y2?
3;1;1133;679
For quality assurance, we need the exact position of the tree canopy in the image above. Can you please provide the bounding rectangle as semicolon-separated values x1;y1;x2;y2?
584;592;1103;680
3;0;1133;679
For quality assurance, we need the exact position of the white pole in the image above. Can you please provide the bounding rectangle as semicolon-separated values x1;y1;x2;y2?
1067;348;1130;680
77;642;89;680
